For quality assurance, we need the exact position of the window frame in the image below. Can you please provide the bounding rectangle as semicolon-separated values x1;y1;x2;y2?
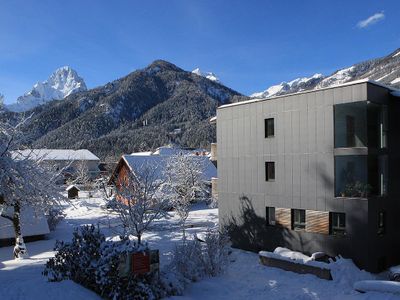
377;211;385;236
265;162;275;182
330;212;346;236
292;209;306;231
264;118;275;138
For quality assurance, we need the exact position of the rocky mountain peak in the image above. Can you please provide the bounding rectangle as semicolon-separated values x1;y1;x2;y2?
6;66;87;112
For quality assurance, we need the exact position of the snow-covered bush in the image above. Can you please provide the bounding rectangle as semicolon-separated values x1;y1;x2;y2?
46;208;66;231
43;225;163;299
165;229;230;295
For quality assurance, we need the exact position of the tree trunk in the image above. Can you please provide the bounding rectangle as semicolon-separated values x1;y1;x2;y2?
137;233;141;245
12;201;28;259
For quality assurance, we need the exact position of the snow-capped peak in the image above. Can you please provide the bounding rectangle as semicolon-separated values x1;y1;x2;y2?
251;73;324;98
192;68;220;83
7;66;87;112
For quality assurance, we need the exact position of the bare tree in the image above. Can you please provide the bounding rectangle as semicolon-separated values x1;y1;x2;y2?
165;155;205;240
0;117;65;258
73;160;90;185
110;162;168;244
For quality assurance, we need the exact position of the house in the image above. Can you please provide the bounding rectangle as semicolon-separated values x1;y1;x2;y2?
216;79;400;273
12;149;100;181
66;185;80;199
109;145;217;198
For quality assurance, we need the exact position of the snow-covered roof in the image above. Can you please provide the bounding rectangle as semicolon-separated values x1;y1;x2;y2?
66;185;80;191
122;154;217;182
12;149;100;161
0;206;49;240
153;146;207;156
219;79;400;110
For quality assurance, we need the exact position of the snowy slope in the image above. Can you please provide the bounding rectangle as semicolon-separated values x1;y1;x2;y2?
251;74;324;98
7;66;87;112
192;68;220;83
251;48;400;98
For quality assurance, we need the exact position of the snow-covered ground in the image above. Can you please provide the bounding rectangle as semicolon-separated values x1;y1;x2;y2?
1;192;399;299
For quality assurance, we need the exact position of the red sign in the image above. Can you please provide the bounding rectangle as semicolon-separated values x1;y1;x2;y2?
132;252;150;274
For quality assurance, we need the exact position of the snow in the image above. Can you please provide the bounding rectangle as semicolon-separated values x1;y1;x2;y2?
393;51;400;58
12;149;100;161
391;77;400;84
0;206;50;240
192;68;220;83
250;73;324;98
354;280;400;295
259;247;330;270
1;191;399;299
6;66;87;112
66;185;80;191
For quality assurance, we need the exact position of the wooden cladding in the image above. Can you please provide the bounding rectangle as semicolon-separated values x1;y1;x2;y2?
275;208;291;228
274;207;330;235
305;210;329;234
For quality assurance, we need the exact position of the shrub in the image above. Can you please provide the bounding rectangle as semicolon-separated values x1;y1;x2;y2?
43;225;163;299
165;229;230;295
46;208;66;231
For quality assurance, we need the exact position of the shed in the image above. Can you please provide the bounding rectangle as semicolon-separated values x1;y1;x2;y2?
66;185;80;199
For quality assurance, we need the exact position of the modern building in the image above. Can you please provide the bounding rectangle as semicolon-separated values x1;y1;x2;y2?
216;79;400;273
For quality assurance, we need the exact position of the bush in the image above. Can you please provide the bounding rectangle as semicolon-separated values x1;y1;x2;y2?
46;208;66;231
43;225;163;299
165;229;230;295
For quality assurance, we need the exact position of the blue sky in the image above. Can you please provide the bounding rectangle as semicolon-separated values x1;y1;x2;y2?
1;0;399;103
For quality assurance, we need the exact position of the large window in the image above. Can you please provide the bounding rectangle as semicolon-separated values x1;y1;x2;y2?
335;156;368;197
334;102;367;148
264;118;275;138
266;207;276;226
265;162;275;181
330;212;346;236
292;209;305;230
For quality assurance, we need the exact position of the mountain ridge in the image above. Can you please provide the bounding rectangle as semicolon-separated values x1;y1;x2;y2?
251;48;400;98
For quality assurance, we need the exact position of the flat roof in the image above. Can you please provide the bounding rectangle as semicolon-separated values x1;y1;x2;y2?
219;79;400;110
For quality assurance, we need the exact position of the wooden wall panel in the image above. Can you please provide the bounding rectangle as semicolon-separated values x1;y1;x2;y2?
275;208;291;229
306;210;329;234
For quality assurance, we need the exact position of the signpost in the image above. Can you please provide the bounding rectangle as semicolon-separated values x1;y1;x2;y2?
118;249;159;277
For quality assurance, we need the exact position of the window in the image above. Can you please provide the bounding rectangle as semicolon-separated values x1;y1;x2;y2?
265;118;274;138
330;212;346;236
292;209;305;230
346;115;356;147
378;211;385;235
265;162;275;181
266;207;276;226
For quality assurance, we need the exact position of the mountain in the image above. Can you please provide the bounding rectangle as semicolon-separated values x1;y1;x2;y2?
6;66;87;112
192;68;220;83
2;60;244;159
251;48;400;98
251;74;324;98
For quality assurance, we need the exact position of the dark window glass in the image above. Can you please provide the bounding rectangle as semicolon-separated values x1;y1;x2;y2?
266;207;276;226
346;115;355;147
265;162;275;181
292;209;306;230
265;118;275;138
378;211;385;235
330;212;346;236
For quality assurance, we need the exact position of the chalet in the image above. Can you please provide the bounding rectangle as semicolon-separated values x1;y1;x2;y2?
109;145;217;197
